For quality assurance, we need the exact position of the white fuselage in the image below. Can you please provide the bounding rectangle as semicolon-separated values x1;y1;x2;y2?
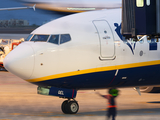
4;9;160;89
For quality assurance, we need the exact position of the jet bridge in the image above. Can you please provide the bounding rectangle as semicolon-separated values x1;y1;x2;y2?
122;0;160;40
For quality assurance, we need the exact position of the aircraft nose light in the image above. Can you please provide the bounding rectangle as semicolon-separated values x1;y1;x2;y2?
4;43;34;80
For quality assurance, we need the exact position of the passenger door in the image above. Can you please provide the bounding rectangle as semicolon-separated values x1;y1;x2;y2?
93;20;115;60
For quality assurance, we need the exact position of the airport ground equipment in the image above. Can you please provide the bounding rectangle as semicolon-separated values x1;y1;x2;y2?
0;38;24;70
122;0;160;40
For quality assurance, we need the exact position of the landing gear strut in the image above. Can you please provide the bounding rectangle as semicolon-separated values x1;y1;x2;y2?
61;99;79;114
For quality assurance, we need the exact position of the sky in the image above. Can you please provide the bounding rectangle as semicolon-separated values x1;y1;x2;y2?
0;0;64;25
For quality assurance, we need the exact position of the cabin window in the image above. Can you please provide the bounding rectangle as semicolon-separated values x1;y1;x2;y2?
30;35;49;42
136;0;144;7
60;34;71;44
25;34;33;41
48;35;59;44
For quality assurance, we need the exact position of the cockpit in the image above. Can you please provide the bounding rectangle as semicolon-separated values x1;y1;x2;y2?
25;34;71;45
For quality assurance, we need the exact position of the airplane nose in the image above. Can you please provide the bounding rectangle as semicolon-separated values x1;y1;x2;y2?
4;43;34;80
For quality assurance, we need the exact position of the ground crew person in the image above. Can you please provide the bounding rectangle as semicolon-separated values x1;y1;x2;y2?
96;88;119;120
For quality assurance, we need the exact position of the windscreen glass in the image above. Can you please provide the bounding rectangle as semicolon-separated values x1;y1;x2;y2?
30;35;49;42
48;35;59;44
60;34;71;44
25;34;33;41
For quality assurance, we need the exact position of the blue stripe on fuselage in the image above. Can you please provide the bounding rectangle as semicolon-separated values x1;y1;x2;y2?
32;64;160;89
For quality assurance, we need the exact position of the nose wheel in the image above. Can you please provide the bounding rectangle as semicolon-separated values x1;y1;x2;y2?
61;99;79;114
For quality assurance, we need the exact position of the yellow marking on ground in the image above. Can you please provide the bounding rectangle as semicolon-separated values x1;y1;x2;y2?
36;115;48;117
9;113;22;115
52;116;64;118
23;114;30;116
9;113;47;117
41;112;54;113
101;109;106;111
9;112;65;118
0;119;12;120
85;114;96;116
26;60;160;83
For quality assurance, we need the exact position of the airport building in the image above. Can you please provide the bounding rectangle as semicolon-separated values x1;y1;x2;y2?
0;19;29;27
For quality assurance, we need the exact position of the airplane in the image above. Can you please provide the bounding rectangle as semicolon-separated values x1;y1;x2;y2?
15;0;121;13
3;7;160;114
0;4;36;11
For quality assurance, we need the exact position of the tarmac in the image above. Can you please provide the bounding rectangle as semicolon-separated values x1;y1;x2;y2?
0;71;160;120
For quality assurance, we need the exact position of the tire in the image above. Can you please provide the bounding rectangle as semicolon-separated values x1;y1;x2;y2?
61;100;69;114
66;101;79;114
139;86;154;93
149;87;160;93
134;87;160;93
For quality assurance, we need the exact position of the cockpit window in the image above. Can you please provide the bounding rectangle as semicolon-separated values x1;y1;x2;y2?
30;35;49;42
48;34;71;45
48;35;59;44
25;34;33;41
60;34;71;44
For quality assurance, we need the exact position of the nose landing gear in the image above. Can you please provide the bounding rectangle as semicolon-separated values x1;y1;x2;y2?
61;99;79;114
37;86;78;114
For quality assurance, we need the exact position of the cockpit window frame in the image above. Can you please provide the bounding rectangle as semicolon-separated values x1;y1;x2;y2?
30;34;50;42
60;34;71;44
47;34;71;45
47;34;60;45
25;34;33;41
